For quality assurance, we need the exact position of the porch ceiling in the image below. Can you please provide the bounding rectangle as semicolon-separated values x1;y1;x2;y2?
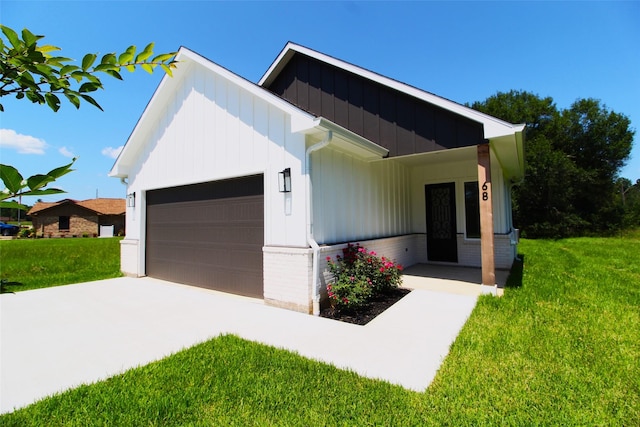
382;135;524;183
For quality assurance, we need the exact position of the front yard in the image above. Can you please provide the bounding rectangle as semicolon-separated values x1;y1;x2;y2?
0;233;638;425
0;237;122;293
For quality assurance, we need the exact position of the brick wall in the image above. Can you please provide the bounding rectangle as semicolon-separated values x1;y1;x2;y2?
263;235;424;313
35;215;99;238
120;239;139;276
457;234;515;270
263;246;313;313
34;214;125;238
263;233;517;313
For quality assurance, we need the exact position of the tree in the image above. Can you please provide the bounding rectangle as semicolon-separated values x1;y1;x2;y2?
0;25;177;208
616;178;640;228
0;25;177;112
470;90;635;238
1;159;75;210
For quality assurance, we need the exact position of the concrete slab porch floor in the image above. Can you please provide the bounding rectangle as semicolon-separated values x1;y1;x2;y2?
401;263;510;296
0;272;485;414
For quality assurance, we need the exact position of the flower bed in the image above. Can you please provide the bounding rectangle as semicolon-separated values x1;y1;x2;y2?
320;287;410;325
322;243;408;324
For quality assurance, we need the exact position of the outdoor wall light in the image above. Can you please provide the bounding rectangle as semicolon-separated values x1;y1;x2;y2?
278;168;291;193
126;192;136;207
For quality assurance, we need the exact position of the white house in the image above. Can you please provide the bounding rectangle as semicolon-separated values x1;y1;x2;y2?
110;43;525;314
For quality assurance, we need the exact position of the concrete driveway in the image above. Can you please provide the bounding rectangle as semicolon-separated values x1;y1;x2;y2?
0;277;478;414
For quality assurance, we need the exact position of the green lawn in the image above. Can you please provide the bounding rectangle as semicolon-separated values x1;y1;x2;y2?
1;235;638;425
0;237;123;293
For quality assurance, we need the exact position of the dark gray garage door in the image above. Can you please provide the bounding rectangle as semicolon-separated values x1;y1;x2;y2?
146;175;264;298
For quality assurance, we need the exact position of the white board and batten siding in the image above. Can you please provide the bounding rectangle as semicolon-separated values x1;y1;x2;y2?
123;60;309;251
311;145;513;245
311;146;412;245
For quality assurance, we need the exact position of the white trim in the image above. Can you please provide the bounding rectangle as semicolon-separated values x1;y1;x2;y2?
314;118;389;160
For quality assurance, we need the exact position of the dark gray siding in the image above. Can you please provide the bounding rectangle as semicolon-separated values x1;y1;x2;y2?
265;53;484;157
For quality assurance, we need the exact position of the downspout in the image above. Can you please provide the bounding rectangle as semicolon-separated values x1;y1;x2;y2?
306;130;332;315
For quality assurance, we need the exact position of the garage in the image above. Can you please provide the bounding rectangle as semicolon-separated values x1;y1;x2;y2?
145;175;264;298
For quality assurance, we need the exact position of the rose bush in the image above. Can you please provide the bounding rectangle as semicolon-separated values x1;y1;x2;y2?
326;243;403;311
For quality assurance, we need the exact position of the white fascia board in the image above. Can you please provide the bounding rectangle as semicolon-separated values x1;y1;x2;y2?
108;164;127;178
258;42;297;87
260;43;523;140
109;51;191;179
489;123;526;181
109;46;316;178
314;118;389;160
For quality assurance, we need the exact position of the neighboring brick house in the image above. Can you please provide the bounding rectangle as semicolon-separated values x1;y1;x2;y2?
28;198;125;238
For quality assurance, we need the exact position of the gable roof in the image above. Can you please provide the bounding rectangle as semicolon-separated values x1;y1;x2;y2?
110;43;524;180
260;42;525;179
109;47;319;179
259;42;525;141
28;198;125;216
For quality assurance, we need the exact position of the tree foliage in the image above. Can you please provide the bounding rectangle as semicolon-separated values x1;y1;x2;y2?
0;25;177;207
616;178;640;228
0;24;177;112
470;90;636;238
0;158;76;210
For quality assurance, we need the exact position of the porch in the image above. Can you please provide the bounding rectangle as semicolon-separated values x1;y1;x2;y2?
401;263;512;297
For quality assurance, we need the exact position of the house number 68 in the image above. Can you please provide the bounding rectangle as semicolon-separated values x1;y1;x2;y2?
481;182;489;201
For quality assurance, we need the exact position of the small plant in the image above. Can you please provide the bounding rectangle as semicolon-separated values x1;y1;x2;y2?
326;243;403;311
19;228;33;238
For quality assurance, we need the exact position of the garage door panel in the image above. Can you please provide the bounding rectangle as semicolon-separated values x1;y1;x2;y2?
148;224;262;245
149;198;263;222
146;175;264;298
147;242;262;266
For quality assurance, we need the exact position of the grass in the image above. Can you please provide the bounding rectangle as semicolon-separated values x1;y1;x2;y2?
0;237;122;293
1;234;638;425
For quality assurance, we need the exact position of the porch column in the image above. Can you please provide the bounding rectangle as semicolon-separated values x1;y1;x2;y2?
477;142;496;289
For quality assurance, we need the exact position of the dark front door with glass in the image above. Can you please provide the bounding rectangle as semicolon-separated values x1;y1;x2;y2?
425;182;458;262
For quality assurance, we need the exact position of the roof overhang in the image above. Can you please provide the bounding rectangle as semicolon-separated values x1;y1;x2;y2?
490;123;525;181
301;117;389;161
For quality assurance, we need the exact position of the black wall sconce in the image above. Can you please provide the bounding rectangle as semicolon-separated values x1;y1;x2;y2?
126;192;136;207
278;168;291;193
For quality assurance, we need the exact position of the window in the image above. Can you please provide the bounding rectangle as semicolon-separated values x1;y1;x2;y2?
59;216;70;231
464;182;480;238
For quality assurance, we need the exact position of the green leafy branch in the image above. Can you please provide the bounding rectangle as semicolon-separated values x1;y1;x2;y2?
0;158;76;209
0;25;177;112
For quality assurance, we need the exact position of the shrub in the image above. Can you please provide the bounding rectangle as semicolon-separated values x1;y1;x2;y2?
326;243;403;311
19;228;33;238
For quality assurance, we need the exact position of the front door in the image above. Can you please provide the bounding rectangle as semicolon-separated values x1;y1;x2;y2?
425;182;458;262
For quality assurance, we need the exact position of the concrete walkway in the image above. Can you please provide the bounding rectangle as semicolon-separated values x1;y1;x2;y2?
0;277;478;414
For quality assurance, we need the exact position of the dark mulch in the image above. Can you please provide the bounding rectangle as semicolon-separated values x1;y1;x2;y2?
319;288;412;325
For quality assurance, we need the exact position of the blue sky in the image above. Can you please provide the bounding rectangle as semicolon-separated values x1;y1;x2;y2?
1;1;639;204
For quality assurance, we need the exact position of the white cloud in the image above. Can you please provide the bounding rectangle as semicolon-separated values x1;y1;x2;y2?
101;145;123;159
59;146;75;158
0;128;48;154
